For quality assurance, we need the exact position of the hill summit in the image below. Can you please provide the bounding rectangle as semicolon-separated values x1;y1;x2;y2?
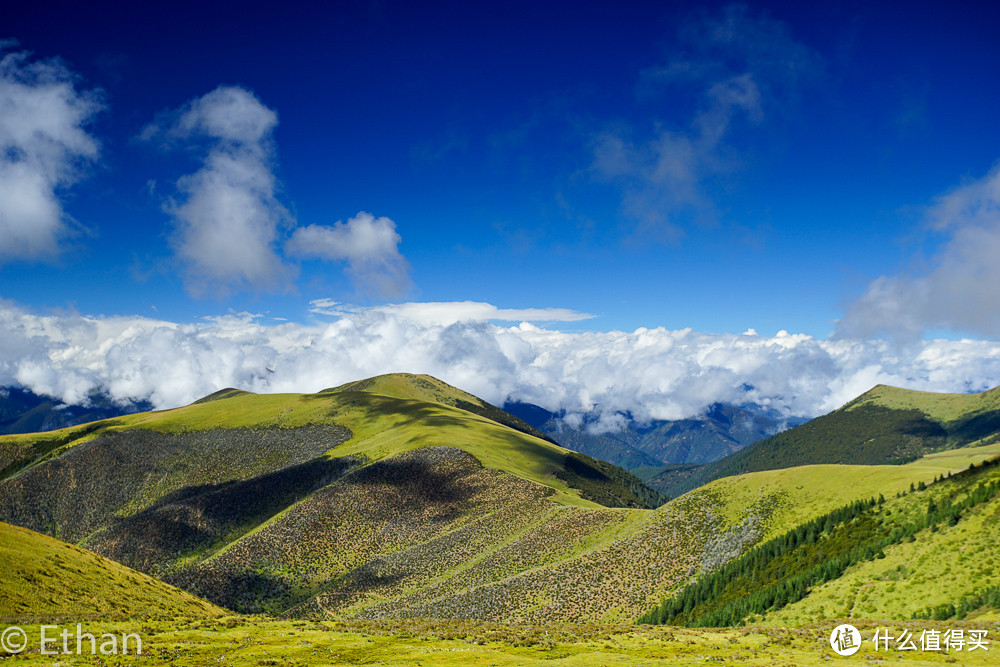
651;382;1000;498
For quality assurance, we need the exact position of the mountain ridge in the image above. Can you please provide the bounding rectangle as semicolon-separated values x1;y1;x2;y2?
651;383;1000;498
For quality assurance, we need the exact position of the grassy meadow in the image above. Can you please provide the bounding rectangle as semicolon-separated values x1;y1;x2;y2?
1;617;997;665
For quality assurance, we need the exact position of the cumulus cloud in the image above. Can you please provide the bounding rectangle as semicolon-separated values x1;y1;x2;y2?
840;163;1000;340
3;299;999;424
0;43;102;262
593;5;817;240
286;212;411;297
145;86;295;295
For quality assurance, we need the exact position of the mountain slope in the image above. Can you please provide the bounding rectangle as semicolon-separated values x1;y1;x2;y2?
0;521;223;622
288;443;997;624
0;377;660;512
0;374;666;618
656;383;1000;498
639;448;1000;627
3;376;998;626
327;374;557;444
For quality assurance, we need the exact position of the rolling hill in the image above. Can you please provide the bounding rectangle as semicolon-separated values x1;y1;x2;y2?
651;383;1000;498
1;374;998;630
0;374;671;619
0;521;223;622
639;449;1000;628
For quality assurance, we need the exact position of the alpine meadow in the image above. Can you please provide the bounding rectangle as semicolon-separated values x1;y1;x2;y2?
3;1;1000;665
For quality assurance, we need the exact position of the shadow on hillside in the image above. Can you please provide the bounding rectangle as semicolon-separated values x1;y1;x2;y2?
172;569;300;614
318;567;409;609
93;456;361;573
952;409;1000;444
346;450;479;512
0;424;353;546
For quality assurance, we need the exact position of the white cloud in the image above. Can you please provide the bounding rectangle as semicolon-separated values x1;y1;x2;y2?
594;5;817;239
0;44;102;262
146;86;295;296
307;299;594;326
287;212;411;297
839;162;1000;339
147;91;412;298
2;299;999;424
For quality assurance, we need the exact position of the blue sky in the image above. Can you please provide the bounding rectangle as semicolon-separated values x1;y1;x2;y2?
3;1;1000;416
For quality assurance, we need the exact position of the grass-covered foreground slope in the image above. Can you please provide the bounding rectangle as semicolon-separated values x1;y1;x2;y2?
0;522;222;622
640;447;1000;628
766;457;1000;625
657;383;1000;498
4;617;999;666
691;442;1000;544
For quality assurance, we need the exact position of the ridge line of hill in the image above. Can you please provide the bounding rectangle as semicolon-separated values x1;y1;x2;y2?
648;383;1000;498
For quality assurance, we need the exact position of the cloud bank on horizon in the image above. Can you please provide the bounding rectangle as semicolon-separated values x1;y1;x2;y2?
3;298;999;426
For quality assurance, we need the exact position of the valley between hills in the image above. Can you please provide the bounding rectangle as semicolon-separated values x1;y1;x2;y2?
0;373;998;665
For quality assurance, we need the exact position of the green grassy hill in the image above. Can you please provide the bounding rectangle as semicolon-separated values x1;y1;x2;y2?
0;521;223;622
639;447;1000;628
3;376;999;627
0;375;660;512
688;442;1000;545
0;374;668;619
324;374;558;444
282;443;998;624
654;383;1000;498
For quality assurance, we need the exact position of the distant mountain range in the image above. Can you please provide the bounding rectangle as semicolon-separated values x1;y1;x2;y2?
0;385;152;435
504;400;804;471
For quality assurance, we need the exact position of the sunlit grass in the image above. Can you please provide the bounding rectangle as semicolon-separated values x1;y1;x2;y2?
1;617;997;666
686;442;1000;542
849;384;1000;423
0;523;223;622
